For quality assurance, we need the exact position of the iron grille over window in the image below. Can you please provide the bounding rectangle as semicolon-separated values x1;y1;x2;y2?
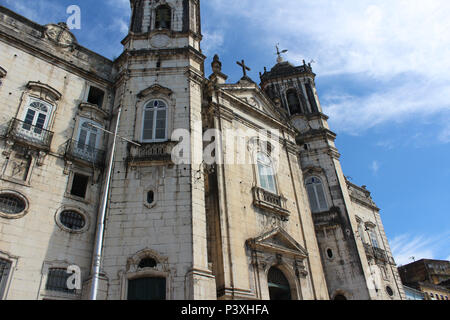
0;259;12;298
45;268;76;294
60;211;85;231
0;194;26;215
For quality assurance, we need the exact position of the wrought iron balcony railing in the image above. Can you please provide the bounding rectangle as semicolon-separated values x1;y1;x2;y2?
127;141;177;165
7;118;54;150
65;140;106;167
252;186;290;217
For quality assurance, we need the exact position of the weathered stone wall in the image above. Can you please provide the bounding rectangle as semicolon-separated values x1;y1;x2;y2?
0;7;114;300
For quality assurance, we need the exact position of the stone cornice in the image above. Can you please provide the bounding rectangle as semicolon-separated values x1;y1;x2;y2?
0;24;113;86
121;29;203;45
115;46;206;65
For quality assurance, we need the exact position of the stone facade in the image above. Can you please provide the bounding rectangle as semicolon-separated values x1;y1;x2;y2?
0;1;403;300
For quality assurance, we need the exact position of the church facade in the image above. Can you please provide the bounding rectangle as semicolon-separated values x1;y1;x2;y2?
0;1;405;300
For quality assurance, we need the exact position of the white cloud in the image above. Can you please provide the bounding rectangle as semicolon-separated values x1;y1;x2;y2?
390;232;450;266
204;0;450;134
370;160;380;175
202;30;224;56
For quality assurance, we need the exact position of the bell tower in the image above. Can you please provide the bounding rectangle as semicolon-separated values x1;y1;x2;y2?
127;0;201;52
98;0;216;300
260;57;379;300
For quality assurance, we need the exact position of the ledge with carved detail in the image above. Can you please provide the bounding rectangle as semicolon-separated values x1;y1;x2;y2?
126;140;177;166
364;243;390;264
6;118;53;151
312;206;343;229
252;187;290;218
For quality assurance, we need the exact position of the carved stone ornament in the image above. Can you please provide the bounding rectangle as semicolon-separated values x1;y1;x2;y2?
150;34;170;48
44;23;77;48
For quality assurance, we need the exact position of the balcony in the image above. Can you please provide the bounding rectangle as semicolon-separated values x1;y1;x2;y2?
252;187;290;218
127;141;177;166
65;140;106;167
7;118;53;150
312;207;342;229
364;243;388;263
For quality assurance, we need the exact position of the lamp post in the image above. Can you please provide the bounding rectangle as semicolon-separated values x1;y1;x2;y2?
88;107;140;300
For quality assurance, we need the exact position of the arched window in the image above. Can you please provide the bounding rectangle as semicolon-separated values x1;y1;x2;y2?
257;152;277;194
286;89;302;115
22;98;52;134
155;5;171;30
142;100;168;142
305;177;328;213
268;267;291;300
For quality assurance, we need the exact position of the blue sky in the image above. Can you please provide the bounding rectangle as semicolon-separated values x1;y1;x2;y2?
1;0;448;265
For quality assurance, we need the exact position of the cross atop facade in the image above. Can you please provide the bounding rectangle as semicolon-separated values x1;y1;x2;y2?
237;60;251;78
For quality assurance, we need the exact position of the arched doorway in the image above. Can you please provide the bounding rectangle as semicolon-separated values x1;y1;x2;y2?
268;267;291;300
334;294;347;300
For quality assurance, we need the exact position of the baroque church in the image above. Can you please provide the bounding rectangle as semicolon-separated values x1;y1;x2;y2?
0;1;405;300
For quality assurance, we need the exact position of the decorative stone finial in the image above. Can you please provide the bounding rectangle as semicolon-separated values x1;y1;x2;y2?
211;54;222;74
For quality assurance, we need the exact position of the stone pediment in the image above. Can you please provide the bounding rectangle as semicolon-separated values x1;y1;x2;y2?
247;227;308;259
222;85;281;120
137;84;173;99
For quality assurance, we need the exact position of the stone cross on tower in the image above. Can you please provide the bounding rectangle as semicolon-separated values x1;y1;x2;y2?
237;60;251;78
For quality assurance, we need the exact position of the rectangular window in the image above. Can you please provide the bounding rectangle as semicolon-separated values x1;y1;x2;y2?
0;259;12;299
87;86;105;108
369;231;380;248
70;173;89;198
45;268;75;294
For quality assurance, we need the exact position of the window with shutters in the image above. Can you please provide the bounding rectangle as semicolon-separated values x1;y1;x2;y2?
369;231;380;249
256;152;277;194
305;177;328;213
76;119;101;154
0;258;12;299
142;100;168;143
18;98;53;141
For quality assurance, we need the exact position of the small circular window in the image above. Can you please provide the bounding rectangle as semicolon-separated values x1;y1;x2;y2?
59;210;86;231
0;193;26;216
386;286;394;297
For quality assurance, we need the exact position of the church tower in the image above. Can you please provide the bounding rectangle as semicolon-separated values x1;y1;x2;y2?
260;55;405;300
97;0;216;300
